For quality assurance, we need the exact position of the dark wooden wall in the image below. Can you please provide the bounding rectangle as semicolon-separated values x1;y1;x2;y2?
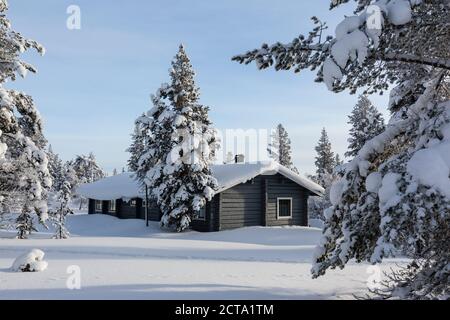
218;176;264;230
138;200;162;221
264;173;308;227
215;174;309;231
88;199;95;214
118;199;137;219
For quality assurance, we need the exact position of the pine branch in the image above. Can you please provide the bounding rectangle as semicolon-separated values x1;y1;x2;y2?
380;53;450;71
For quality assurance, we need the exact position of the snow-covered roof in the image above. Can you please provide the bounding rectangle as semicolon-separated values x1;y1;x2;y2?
212;161;324;196
77;161;324;200
77;172;145;201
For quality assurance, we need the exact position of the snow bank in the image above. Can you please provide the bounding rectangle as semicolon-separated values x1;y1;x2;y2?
309;218;325;229
0;213;404;300
77;161;325;200
11;249;48;272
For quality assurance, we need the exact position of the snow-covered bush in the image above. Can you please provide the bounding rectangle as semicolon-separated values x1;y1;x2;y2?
234;0;450;299
11;249;48;272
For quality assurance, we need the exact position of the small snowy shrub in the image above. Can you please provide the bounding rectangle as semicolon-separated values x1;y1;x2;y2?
11;249;48;272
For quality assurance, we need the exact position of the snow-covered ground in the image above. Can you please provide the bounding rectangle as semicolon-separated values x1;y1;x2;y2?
0;214;406;300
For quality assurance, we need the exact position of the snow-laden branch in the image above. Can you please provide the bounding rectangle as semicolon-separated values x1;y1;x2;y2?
380;53;450;70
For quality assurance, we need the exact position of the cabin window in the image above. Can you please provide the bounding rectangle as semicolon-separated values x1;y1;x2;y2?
130;199;137;207
95;200;102;212
195;206;206;221
109;200;116;212
277;198;292;219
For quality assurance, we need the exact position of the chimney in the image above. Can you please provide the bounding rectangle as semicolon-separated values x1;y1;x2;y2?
235;154;245;163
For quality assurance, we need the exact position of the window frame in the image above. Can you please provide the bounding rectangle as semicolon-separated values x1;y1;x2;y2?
195;206;207;221
277;197;293;219
95;200;102;212
130;199;137;207
109;200;116;212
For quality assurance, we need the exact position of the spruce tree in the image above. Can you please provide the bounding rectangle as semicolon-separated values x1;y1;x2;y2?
160;45;219;231
127;117;146;172
335;154;343;167
268;124;299;173
314;128;335;187
233;0;450;299
136;45;219;232
135;84;174;218
0;0;51;238
70;153;105;184
47;145;64;191
69;153;105;210
50;166;75;239
345;95;385;158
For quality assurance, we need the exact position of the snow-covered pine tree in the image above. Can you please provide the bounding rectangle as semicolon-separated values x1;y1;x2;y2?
127;117;146;172
137;45;219;232
69;153;105;210
47;145;64;191
335;153;343;166
268;124;299;173
0;0;51;238
313;128;335;188
50;166;76;239
159;45;219;232
345;95;385;158
134;84;174;218
308;129;339;221
70;153;105;184
233;0;450;299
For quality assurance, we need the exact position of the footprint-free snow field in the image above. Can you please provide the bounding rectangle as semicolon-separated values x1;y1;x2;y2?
0;214;406;300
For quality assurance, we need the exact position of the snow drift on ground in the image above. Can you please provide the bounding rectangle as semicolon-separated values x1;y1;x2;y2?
0;213;407;299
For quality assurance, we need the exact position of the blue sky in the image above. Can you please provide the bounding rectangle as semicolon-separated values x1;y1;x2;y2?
8;0;390;175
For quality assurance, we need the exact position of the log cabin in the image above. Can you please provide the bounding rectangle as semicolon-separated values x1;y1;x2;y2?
77;161;324;232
